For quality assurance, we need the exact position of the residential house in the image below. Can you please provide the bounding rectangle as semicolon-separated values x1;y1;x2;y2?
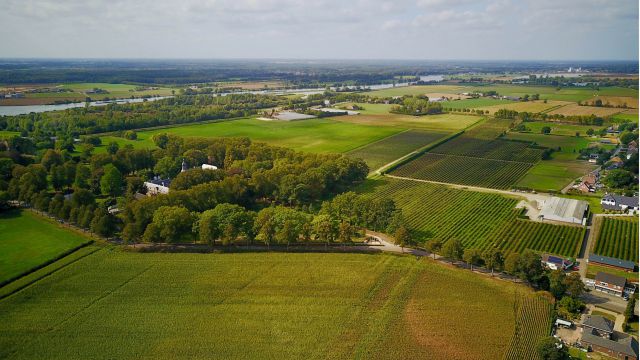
589;154;600;163
582;315;614;337
581;324;638;360
541;254;573;271
594;272;627;297
144;178;171;196
601;194;640;213
589;255;636;272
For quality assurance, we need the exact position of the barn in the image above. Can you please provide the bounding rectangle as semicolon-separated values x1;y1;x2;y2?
539;197;589;225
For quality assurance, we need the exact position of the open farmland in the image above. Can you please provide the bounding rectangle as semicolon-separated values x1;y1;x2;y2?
548;103;624;117
347;130;447;170
363;178;584;257
100;117;401;154
366;84;463;97
430;137;543;163
391;153;533;189
331;112;481;132
519;121;606;137
441;98;512;109
476;100;569;115
593;217;639;263
503;294;554;360
0;250;530;360
515;160;597;192
0;210;92;285
585;96;638;108
464;118;514;139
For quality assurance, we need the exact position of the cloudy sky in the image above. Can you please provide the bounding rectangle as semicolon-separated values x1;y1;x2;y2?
0;0;637;60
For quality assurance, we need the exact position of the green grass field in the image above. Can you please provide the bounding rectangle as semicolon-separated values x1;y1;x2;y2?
0;130;19;138
503;132;596;160
519;121;606;137
100;117;402;154
516;160;597;191
442;98;512;109
466;85;638;102
347;130;447;170
0;210;92;284
332;112;481;132
366;85;463;97
0;249;541;360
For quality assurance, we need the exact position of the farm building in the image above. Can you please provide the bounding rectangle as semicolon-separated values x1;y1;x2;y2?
580;315;638;360
539;197;588;224
201;164;218;170
601;194;639;213
594;272;627;297
144;178;171;196
589;254;636;272
258;111;317;121
541;254;573;270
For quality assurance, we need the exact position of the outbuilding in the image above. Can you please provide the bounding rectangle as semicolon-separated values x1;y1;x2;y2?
539;197;589;224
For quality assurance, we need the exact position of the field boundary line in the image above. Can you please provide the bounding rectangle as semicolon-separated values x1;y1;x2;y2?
50;264;155;331
0;247;102;300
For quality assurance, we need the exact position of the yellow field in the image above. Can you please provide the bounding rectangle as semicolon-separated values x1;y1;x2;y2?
477;100;570;115
548;104;623;117
584;96;638;109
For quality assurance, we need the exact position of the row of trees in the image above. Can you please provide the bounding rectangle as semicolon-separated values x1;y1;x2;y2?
390;96;443;115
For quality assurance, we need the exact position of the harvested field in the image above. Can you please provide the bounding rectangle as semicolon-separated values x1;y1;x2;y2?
548;104;623;117
584;96;638;109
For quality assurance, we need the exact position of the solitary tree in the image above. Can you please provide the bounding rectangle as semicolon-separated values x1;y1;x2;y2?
463;248;482;271
441;239;463;263
100;164;124;198
482;248;504;276
394;226;411;253
425;239;442;259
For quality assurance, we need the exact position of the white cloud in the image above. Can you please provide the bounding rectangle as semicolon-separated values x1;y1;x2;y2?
0;0;636;59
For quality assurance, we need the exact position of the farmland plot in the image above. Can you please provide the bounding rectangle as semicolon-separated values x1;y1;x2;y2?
390;153;533;189
0;250;524;360
347;130;447;170
503;294;554;360
593;217;639;262
430;137;543;163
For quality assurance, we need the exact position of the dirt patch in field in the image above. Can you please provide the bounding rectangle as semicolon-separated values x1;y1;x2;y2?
548;103;623;117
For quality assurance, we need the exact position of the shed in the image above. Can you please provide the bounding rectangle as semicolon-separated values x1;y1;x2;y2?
539;197;588;224
589;254;636;272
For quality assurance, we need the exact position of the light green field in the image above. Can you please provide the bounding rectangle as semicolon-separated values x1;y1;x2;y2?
100;117;402;154
504;132;596;160
519;121;606;137
0;249;535;360
338;102;394;115
333;112;481;132
516;160;597;191
366;85;462;97
0;210;92;284
465;85;637;102
478;100;569;114
611;113;639;123
442;98;512;109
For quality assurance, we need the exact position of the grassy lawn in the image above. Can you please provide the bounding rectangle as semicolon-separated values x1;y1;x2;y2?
99;117;402;154
0;250;533;360
442;98;512;109
516;160;597;192
0;210;92;284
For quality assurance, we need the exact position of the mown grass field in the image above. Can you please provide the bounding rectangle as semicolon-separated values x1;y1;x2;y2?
362;178;584;257
100;117;402;154
0;210;92;284
519;121;606;137
347;130;447;170
516;160;597;191
442;98;512;109
0;249;540;360
593;216;639;262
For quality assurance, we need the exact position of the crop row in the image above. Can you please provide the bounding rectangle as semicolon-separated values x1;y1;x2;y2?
390;153;532;189
430;137;542;163
594;217;639;262
371;178;584;257
348;130;445;170
489;219;584;257
503;294;553;360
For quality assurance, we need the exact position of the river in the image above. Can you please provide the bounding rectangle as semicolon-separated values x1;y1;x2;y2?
0;75;444;116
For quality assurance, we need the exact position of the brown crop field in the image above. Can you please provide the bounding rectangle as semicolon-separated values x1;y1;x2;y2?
548;104;623;117
477;100;570;115
584;96;638;109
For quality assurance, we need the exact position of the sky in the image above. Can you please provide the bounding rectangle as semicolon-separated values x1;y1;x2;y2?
0;0;638;60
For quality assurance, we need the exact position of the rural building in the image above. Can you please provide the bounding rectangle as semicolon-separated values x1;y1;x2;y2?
589;255;636;272
601;194;640;213
582;315;614;337
144;178;171;196
201;164;218;170
270;111;317;121
541;254;573;270
580;328;638;360
576;181;595;193
539;197;588;224
594;272;627;297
